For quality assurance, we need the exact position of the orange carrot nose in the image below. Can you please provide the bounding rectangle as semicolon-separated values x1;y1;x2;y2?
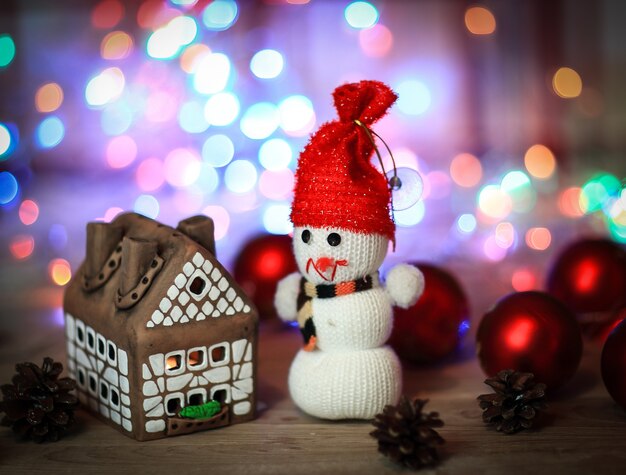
315;257;335;272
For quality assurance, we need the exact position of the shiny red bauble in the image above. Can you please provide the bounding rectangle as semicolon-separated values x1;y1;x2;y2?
233;234;297;320
547;239;626;314
476;291;583;391
601;312;626;410
389;263;470;363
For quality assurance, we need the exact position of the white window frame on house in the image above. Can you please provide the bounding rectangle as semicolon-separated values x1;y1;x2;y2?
75;320;86;348
109;386;121;410
187;388;207;406
210;384;231;404
86;326;96;354
187;346;208;371
87;371;98;397
96;334;107;360
186;269;211;301
99;380;110;405
107;341;117;366
164;350;186;376
165;392;185;416
77;367;87;390
208;342;230;367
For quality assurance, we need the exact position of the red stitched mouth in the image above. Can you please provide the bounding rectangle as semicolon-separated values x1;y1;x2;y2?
306;257;348;281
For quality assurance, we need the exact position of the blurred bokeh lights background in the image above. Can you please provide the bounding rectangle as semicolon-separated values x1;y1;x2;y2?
0;0;625;298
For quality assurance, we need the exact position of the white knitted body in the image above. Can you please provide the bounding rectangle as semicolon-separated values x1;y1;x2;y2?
275;226;423;420
313;286;392;351
288;346;401;420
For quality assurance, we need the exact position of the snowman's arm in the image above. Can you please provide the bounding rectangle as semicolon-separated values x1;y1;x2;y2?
274;272;302;322
385;264;425;309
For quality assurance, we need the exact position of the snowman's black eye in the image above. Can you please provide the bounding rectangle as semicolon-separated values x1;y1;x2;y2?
301;229;311;244
327;233;341;247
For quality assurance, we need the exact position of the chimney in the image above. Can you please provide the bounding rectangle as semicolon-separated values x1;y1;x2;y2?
177;215;216;256
85;222;123;278
119;237;158;296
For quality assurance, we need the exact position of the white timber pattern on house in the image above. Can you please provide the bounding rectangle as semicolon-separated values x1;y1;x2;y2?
148;251;251;328
141;338;254;434
65;313;132;432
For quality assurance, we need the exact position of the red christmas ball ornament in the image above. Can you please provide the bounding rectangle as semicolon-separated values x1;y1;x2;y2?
389;263;470;363
547;239;626;315
233;234;297;320
476;291;583;391
585;305;626;342
601;310;626;410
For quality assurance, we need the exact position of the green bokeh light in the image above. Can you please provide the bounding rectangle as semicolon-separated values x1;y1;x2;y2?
596;173;621;196
501;170;536;213
0;35;16;68
580;180;608;213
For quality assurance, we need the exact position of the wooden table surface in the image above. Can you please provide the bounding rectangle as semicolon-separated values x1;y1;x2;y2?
1;280;625;475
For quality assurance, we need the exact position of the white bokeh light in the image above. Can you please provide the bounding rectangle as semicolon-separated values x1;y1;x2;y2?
193;53;231;95
164;148;202;188
395;201;425;227
258;138;292;171
263;204;293;235
146;16;197;59
250;49;284;79
278;95;315;136
204;92;240;126
85;68;125;107
224;160;258;193
240;102;280;139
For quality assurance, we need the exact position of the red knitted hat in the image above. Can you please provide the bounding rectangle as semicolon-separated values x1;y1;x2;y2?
290;80;397;241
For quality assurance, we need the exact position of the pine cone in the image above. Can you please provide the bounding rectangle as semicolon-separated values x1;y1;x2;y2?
370;396;445;469
477;369;547;434
0;357;78;442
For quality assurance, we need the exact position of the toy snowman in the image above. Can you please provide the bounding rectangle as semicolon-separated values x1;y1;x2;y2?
274;80;424;419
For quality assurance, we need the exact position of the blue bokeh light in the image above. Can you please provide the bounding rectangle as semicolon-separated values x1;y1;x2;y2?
170;0;198;6
457;213;477;234
458;319;471;337
202;0;238;31
101;102;133;136
0;171;19;205
36;116;65;149
396;80;432;116
179;100;210;133
202;134;235;167
134;194;160;219
195;164;220;194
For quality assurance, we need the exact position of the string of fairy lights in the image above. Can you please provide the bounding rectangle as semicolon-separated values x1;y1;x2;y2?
0;0;624;291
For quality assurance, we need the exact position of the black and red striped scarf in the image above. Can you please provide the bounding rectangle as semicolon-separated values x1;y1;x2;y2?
296;273;379;351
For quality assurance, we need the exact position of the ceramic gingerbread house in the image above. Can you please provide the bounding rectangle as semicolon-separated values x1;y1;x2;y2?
63;212;258;441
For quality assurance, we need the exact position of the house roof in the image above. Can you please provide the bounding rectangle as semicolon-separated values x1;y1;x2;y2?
66;212;255;333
